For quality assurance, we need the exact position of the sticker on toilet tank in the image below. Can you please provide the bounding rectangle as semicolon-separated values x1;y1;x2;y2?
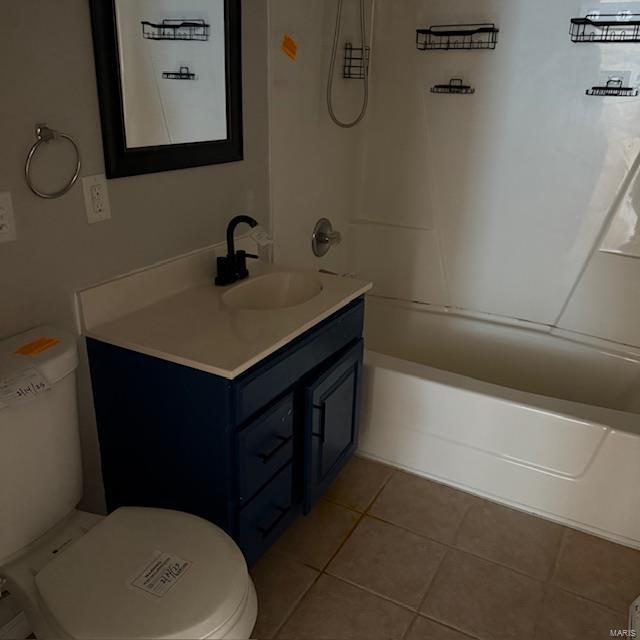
0;367;50;407
131;552;192;598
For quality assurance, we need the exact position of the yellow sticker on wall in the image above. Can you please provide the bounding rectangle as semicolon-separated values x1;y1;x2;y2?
15;337;60;356
282;34;298;61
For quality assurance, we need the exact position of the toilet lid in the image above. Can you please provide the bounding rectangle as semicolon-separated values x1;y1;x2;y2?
35;507;250;640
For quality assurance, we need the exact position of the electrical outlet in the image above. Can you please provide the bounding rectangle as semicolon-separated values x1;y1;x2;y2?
0;192;17;243
82;174;111;224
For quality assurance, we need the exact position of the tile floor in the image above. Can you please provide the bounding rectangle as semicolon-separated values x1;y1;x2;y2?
250;456;640;640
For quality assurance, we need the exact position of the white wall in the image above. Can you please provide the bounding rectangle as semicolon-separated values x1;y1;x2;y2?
269;0;372;274
558;153;640;346
354;0;640;329
0;0;270;511
270;0;640;349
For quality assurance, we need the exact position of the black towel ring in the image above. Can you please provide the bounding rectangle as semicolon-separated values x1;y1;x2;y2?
25;124;81;199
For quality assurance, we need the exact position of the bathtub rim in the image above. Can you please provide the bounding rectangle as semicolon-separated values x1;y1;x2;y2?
365;293;640;363
364;349;640;437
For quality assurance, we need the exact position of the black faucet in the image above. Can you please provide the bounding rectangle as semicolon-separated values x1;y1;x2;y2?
215;215;259;286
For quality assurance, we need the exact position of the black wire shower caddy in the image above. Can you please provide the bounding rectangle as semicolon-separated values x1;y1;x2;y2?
141;19;210;41
416;24;499;51
343;42;370;79
570;14;640;43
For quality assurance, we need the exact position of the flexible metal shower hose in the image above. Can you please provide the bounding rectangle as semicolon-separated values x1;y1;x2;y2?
327;0;369;128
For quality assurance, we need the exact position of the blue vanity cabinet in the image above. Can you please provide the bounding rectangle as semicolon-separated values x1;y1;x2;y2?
87;296;365;565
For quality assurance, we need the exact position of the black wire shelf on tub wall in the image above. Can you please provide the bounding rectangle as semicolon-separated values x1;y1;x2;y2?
162;66;197;80
586;77;639;97
141;19;210;41
431;78;475;94
570;14;640;43
416;24;499;51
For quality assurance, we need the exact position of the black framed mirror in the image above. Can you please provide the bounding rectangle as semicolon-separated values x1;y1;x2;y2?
89;0;242;178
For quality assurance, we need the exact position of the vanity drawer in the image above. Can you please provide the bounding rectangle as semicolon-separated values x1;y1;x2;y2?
237;393;294;504
235;297;364;424
237;463;295;565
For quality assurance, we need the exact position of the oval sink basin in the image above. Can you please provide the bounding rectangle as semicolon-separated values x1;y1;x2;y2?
222;272;324;310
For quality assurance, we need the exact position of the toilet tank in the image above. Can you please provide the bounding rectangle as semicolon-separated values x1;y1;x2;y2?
0;327;82;564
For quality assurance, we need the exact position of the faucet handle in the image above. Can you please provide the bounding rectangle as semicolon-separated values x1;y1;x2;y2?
321;230;342;244
312;218;342;257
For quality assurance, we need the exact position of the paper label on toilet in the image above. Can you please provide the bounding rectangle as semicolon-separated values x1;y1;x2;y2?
131;552;192;598
0;368;50;407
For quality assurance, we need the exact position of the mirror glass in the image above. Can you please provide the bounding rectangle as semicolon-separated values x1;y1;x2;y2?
114;0;227;148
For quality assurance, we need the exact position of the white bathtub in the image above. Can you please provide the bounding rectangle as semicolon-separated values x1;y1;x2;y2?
359;296;640;548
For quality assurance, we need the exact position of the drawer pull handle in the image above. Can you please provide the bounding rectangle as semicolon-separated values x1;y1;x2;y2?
312;403;326;443
258;435;293;462
258;505;291;538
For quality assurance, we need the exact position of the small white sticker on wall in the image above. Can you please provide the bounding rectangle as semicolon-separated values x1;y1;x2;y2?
0;368;50;407
249;225;274;247
131;552;192;598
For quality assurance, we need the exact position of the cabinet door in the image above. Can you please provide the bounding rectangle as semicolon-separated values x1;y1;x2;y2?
303;339;364;512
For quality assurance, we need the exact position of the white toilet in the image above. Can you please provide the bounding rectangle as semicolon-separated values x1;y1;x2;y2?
0;327;258;639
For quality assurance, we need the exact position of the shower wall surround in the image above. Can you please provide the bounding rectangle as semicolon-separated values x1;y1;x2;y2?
269;0;373;274
270;0;640;348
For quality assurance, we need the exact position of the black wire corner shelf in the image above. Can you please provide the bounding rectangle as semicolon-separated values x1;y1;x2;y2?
570;14;640;43
416;23;499;51
343;42;370;79
162;66;197;81
141;19;210;41
431;78;475;94
586;77;638;97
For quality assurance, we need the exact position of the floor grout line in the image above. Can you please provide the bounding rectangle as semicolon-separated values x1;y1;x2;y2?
274;560;419;637
271;570;323;640
324;573;419;614
321;466;396;516
450;495;480;547
547;583;633;616
320;505;368;572
399;613;420;640
363;511;553;585
363;467;397;512
529;524;568;639
547;526;568;584
316;465;398;573
416;613;481;639
414;545;449;614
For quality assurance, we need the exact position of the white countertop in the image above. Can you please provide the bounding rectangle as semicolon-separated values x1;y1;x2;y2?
85;262;372;379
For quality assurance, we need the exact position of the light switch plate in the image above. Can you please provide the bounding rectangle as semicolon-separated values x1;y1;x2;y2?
82;174;112;224
0;192;17;243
